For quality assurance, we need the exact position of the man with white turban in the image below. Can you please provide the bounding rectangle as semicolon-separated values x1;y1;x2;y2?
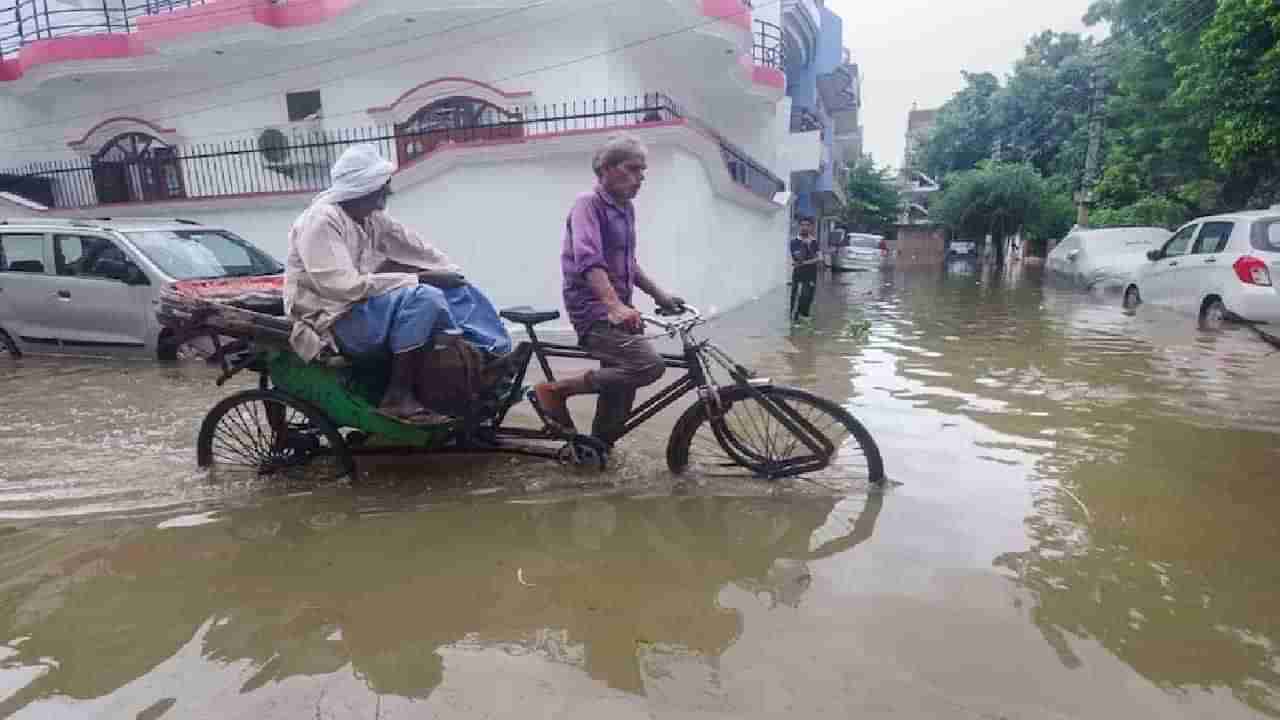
285;144;510;425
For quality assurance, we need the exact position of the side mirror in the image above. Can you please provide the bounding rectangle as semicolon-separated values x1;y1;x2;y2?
1146;249;1162;262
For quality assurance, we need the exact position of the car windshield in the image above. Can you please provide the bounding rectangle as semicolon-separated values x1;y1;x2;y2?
850;237;881;249
125;230;283;280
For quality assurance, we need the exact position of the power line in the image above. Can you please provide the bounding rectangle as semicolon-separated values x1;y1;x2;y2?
3;0;769;154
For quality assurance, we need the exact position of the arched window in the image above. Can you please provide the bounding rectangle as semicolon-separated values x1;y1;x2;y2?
393;96;523;166
91;132;186;204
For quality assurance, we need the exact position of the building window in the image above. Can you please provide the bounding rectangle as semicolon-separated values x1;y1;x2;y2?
286;90;323;122
91;133;186;204
393;96;524;166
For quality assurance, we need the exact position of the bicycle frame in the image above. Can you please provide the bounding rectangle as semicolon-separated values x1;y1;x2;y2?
492;309;834;464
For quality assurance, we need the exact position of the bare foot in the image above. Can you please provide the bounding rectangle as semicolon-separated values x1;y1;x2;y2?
377;397;452;426
531;383;576;431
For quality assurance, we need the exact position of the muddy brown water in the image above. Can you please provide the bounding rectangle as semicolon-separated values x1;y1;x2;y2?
1;265;1279;718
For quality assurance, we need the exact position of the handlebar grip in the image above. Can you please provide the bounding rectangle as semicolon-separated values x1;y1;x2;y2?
655;304;686;317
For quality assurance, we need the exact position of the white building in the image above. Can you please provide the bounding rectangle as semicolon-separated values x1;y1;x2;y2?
0;0;797;320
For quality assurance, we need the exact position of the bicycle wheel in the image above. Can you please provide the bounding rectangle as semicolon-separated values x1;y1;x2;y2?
667;385;884;488
197;389;353;482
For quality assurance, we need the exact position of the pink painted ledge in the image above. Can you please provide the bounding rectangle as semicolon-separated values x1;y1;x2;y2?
701;0;752;31
3;0;753;82
1;0;365;81
752;65;785;90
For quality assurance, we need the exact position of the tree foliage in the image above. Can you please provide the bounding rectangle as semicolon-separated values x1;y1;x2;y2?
933;162;1072;261
917;0;1280;234
842;157;901;234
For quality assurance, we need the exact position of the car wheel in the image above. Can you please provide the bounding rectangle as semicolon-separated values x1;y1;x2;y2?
1122;285;1141;310
1199;297;1228;331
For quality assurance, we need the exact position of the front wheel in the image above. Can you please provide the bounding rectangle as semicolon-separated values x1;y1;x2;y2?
667;385;885;487
197;389;353;482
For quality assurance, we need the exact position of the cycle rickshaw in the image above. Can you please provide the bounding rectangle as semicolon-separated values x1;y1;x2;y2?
158;280;884;487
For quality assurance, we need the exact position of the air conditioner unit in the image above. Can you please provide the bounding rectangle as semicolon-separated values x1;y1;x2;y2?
257;117;335;182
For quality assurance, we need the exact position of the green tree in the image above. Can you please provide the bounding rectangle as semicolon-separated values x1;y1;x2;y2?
996;31;1095;179
918;72;1002;178
842;157;901;234
933;162;1069;265
1174;0;1280;207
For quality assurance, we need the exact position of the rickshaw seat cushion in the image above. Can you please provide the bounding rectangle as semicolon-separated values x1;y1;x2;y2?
500;306;561;326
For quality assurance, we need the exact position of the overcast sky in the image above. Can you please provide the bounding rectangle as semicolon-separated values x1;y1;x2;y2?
828;0;1106;170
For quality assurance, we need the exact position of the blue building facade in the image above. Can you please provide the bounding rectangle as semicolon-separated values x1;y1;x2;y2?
781;1;861;241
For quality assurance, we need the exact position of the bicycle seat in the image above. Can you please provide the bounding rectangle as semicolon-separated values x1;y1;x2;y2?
500;306;561;326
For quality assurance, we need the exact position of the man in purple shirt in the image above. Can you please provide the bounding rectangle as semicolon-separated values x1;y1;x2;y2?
532;135;684;443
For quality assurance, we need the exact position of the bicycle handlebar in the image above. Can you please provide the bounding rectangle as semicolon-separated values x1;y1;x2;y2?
642;304;702;332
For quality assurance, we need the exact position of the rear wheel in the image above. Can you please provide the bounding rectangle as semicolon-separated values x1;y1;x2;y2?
197;389;353;482
667;385;884;489
1199;297;1228;330
1123;285;1141;310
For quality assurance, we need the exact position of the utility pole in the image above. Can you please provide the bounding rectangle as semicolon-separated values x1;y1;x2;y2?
1076;60;1106;228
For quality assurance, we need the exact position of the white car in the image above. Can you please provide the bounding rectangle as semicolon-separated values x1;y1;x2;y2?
0;217;283;360
1123;208;1280;328
1046;226;1171;290
832;233;886;272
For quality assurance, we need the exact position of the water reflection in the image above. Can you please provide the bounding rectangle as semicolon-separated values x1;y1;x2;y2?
0;492;882;715
802;265;1280;715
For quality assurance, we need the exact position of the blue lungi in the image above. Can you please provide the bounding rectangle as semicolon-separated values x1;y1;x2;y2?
334;285;512;357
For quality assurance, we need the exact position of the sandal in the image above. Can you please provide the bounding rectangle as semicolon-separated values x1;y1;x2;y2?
527;387;577;434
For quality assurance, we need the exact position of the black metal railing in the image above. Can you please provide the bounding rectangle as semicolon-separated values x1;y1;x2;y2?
4;92;785;207
1;0;209;59
752;19;782;70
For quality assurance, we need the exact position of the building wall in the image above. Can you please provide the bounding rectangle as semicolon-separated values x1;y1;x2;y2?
0;2;790;323
66;141;786;330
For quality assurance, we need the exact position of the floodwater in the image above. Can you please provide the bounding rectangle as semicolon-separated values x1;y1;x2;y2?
2;264;1280;718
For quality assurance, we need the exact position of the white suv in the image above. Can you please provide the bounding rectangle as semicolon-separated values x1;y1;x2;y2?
0;217;282;359
1123;208;1280;328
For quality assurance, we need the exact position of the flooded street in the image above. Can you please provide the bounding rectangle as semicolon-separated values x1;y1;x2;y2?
2;265;1280;718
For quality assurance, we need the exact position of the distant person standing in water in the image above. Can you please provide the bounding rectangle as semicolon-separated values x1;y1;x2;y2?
789;217;821;321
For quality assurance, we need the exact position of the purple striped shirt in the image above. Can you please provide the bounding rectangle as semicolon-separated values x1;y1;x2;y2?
561;186;637;337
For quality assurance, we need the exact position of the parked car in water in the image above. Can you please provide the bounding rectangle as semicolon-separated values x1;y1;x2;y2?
1123;208;1280;328
832;233;887;272
0;217;283;360
1046;226;1172;290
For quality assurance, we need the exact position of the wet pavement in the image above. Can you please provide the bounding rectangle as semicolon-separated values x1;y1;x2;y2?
2;264;1280;718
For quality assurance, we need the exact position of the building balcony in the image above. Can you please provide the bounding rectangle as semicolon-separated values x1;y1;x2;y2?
1;0;762;87
780;0;819;68
2;91;784;211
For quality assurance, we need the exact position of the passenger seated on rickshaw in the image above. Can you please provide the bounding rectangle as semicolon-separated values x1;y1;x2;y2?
284;144;513;426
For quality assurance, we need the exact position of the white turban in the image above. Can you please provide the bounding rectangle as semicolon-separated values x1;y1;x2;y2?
313;143;395;206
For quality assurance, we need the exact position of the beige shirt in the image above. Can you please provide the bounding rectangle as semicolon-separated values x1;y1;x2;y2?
284;202;459;361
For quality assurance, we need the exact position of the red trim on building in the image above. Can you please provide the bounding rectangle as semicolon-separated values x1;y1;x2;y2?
0;35;138;82
751;65;785;89
700;0;752;30
67;116;180;148
3;1;752;82
367;77;534;115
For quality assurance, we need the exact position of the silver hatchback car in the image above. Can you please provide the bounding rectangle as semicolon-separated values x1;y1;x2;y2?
0;217;283;360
